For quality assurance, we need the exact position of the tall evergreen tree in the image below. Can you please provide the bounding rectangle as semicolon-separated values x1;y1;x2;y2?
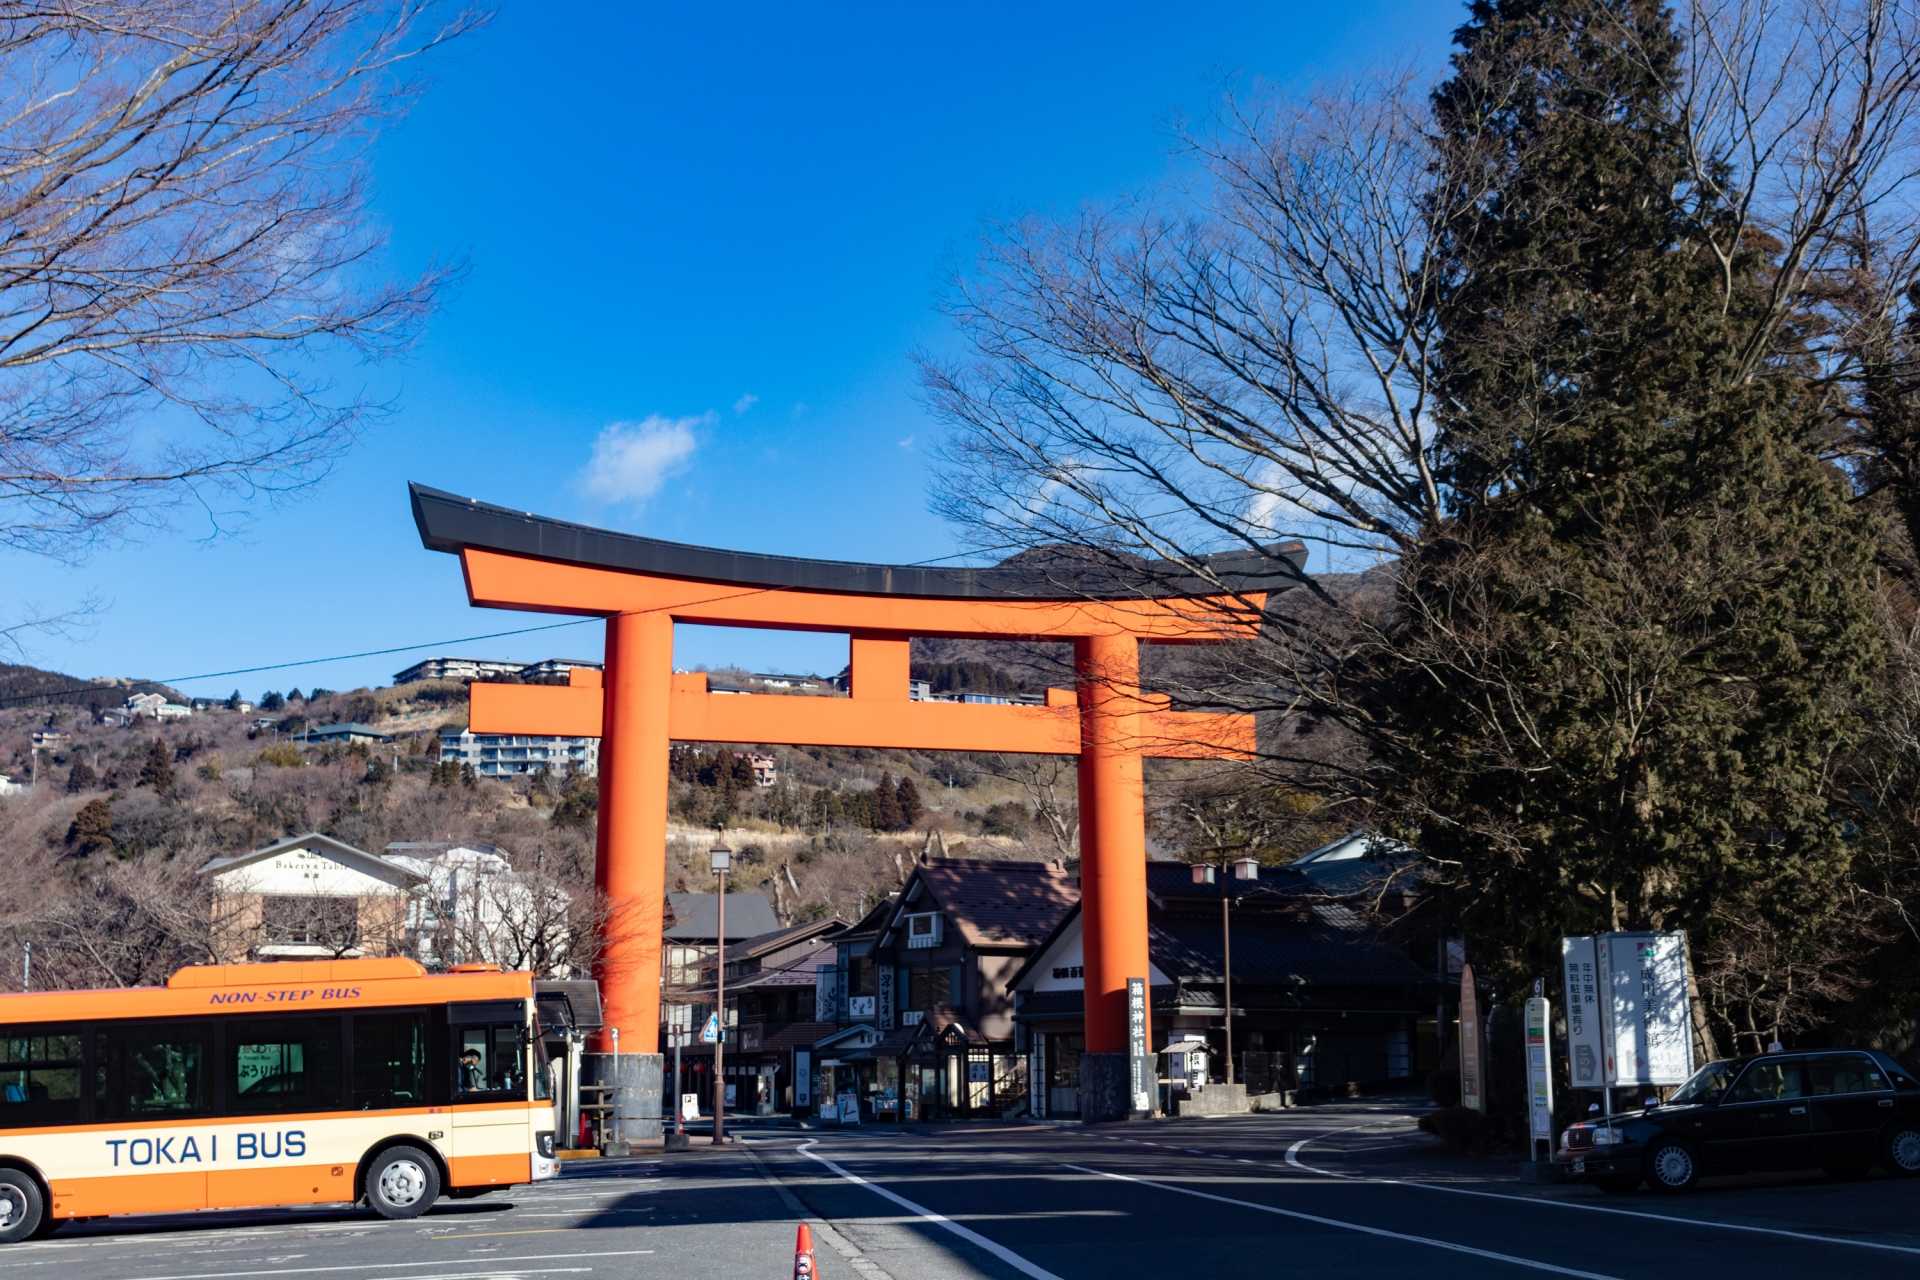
137;738;175;795
1393;0;1884;1003
894;776;923;830
870;776;901;832
65;757;97;794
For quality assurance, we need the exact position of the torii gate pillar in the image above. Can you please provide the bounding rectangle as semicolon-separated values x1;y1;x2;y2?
595;610;673;1053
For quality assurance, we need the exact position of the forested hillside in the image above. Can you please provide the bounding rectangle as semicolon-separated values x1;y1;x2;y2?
0;662;1347;993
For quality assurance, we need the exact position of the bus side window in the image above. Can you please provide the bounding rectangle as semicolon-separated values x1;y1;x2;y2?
0;1027;84;1128
227;1017;343;1113
351;1011;426;1110
95;1025;210;1119
447;1001;531;1102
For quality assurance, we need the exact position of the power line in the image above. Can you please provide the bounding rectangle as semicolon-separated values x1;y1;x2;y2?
0;537;1045;711
3;503;1282;714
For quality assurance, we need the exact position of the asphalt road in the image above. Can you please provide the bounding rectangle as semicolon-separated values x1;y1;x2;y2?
751;1105;1920;1279
0;1150;797;1280
7;1109;1916;1280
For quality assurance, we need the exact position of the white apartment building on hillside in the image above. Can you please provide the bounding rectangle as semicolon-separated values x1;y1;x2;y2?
438;726;599;778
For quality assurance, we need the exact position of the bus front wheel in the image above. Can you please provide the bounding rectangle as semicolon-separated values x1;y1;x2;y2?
365;1147;442;1221
0;1171;44;1244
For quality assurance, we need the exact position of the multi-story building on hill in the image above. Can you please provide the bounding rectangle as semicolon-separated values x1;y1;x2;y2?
438;725;599;778
518;658;603;684
393;655;604;686
392;655;529;685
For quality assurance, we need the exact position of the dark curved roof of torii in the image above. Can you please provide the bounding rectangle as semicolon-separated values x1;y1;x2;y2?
411;482;1309;601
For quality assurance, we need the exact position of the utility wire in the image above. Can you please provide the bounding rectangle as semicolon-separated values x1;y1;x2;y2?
0;536;1045;711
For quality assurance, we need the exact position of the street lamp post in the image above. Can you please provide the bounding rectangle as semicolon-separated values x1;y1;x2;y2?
1192;856;1260;1087
710;838;731;1145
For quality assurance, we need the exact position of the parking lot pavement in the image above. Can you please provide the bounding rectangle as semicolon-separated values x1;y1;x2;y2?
752;1106;1920;1279
0;1151;801;1280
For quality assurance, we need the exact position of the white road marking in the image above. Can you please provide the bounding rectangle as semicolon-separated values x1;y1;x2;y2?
796;1141;1066;1280
1058;1163;1620;1280
98;1249;656;1280
1283;1123;1920;1259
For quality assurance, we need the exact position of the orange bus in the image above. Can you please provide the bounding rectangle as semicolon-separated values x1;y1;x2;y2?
0;956;560;1242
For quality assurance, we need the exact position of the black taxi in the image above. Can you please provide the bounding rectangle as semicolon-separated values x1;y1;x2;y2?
1559;1048;1920;1192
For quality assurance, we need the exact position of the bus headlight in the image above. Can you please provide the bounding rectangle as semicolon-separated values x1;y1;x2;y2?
536;1130;555;1159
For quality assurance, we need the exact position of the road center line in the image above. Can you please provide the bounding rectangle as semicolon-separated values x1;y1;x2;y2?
1282;1122;1920;1259
1057;1163;1620;1280
102;1249;656;1280
796;1140;1065;1280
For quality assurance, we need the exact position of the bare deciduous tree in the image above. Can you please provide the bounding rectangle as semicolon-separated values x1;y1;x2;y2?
0;1;480;572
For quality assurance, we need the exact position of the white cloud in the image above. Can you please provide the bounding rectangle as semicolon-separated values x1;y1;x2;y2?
733;393;759;415
897;435;915;449
581;414;708;507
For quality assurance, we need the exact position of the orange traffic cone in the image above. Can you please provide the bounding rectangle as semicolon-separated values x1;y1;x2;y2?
792;1222;820;1278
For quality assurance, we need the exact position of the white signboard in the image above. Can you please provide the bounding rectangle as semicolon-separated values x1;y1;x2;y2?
1459;964;1484;1114
1560;937;1605;1089
836;1091;861;1126
1524;996;1554;1147
848;996;876;1019
794;1050;811;1108
681;1092;700;1121
1568;932;1693;1088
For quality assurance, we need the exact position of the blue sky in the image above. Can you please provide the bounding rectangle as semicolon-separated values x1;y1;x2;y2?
7;1;1459;697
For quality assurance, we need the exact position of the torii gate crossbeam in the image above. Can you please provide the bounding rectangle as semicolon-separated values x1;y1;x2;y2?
411;483;1305;1121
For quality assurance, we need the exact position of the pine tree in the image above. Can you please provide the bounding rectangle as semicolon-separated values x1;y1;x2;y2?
1395;0;1884;982
260;691;285;711
224;689;243;710
137;737;175;794
66;796;115;858
871;775;902;832
894;776;923;830
65;757;98;794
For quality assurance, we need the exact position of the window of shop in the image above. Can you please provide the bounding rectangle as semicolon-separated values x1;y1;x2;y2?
907;967;951;1012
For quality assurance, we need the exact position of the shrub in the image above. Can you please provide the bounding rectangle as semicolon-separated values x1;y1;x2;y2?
1418;1105;1491;1153
256;744;303;768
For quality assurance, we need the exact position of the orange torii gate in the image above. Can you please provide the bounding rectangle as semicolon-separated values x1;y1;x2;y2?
411;484;1304;1120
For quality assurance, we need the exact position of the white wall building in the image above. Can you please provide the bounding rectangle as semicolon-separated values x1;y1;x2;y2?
438;726;599;778
392;656;528;685
198;833;421;961
199;833;571;971
388;842;572;972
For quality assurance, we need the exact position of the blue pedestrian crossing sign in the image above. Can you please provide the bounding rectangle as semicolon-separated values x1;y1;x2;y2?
700;1013;722;1044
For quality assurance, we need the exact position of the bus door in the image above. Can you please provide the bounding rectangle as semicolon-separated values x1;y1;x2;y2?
446;1002;535;1187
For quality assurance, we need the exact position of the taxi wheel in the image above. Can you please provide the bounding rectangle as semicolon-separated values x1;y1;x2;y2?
1645;1140;1700;1193
0;1171;45;1244
1887;1124;1920;1176
366;1146;442;1220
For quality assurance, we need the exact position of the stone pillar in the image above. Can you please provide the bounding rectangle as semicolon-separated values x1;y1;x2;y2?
594;611;672;1057
586;1051;663;1149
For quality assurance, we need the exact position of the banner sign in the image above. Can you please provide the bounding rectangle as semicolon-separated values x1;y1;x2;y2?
1564;932;1694;1088
1561;937;1604;1089
1524;995;1554;1145
1459;963;1483;1113
1127;977;1150;1114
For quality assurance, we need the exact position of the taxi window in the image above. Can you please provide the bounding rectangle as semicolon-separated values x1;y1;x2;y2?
1726;1060;1806;1103
1806;1054;1888;1096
